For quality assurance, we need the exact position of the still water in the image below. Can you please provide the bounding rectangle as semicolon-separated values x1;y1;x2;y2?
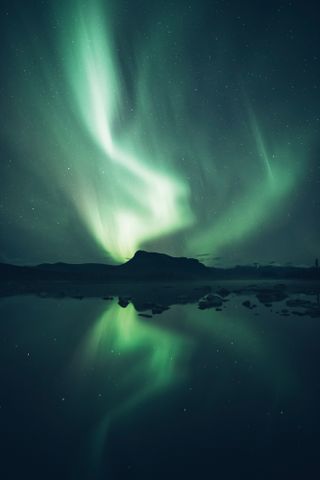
0;293;319;479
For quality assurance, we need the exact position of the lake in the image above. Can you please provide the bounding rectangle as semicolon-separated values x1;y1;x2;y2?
1;287;320;479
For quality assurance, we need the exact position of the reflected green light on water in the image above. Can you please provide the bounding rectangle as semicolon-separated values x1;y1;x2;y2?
0;294;305;478
69;299;296;466
72;300;193;464
73;302;191;426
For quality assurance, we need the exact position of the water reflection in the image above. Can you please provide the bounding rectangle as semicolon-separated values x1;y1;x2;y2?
183;304;295;394
68;297;295;467
71;300;193;460
1;294;313;478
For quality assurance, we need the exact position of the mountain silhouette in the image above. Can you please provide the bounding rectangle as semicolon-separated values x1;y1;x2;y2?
119;250;208;278
0;251;319;290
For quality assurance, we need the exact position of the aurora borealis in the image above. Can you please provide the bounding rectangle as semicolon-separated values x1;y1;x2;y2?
0;0;319;265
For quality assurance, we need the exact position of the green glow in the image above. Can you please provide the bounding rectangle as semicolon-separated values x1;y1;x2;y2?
71;301;192;462
70;300;294;463
188;113;299;256
58;0;303;262
61;1;193;261
78;302;191;419
6;0;310;264
75;301;293;424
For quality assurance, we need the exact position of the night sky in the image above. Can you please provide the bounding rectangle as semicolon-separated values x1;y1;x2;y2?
0;0;319;266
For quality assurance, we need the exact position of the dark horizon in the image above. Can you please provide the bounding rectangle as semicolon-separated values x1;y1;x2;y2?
1;248;319;270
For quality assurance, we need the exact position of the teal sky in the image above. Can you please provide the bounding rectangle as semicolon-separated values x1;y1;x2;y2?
0;0;319;266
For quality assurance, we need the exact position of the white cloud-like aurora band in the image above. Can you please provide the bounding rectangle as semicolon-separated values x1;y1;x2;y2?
58;0;301;263
63;1;194;262
0;0;303;265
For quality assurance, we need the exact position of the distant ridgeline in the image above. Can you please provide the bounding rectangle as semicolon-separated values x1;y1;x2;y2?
0;251;320;285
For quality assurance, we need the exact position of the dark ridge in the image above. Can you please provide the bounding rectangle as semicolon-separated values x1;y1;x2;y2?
119;250;208;278
0;251;319;288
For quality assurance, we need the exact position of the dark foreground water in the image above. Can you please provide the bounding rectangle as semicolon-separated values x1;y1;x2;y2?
1;290;320;479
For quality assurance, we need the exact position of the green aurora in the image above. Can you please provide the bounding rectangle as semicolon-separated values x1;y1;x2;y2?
1;0;318;265
62;0;301;262
61;1;194;261
60;0;302;262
